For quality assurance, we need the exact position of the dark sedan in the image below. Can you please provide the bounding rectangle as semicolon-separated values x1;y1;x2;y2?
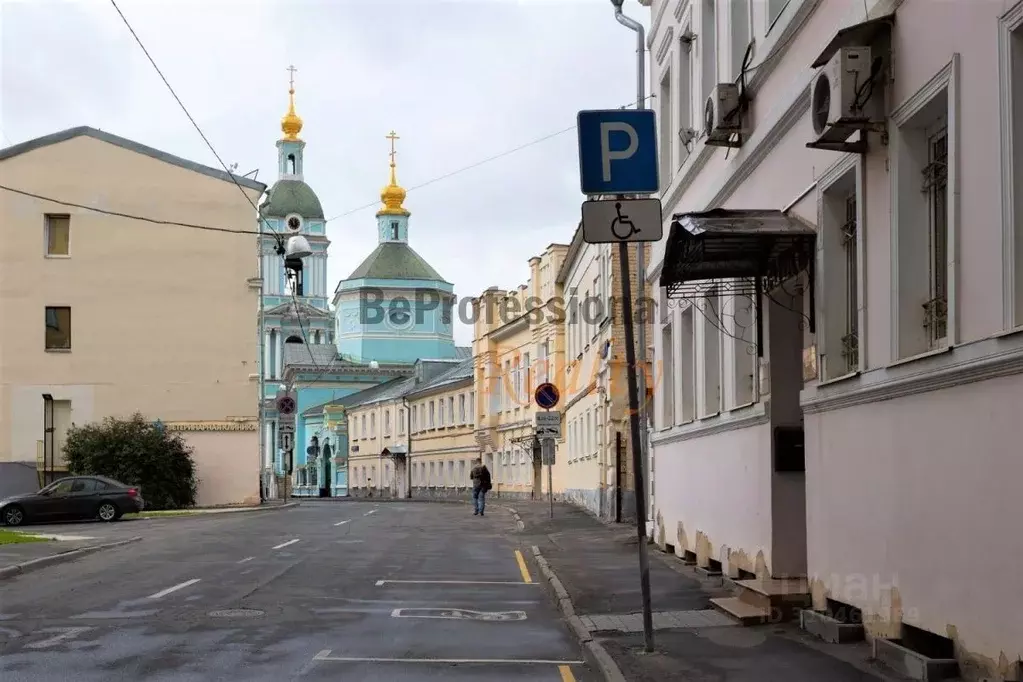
0;475;145;526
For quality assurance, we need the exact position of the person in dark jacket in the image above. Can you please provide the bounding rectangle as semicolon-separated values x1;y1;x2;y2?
469;458;492;516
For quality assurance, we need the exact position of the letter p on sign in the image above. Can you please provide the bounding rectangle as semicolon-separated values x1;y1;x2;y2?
600;122;638;182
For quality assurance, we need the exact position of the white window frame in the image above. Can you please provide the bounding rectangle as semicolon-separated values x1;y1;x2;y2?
44;214;71;257
698;288;723;418
817;155;866;382
679;303;697;424
677;14;695;170
727;284;758;408
728;0;752;81
659;65;673;183
700;0;718;105
890;54;960;363
999;3;1023;330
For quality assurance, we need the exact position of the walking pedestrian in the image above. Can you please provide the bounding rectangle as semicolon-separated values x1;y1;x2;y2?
469;457;492;516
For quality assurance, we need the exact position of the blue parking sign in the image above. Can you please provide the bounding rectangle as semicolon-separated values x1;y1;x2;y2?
577;109;659;195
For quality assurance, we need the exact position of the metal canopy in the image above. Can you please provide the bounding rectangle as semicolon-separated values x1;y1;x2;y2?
810;13;895;68
660;209;816;299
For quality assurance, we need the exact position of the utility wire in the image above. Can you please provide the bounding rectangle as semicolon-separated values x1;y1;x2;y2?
0;184;256;235
108;0;280;240
0;94;654;238
323;94;654;223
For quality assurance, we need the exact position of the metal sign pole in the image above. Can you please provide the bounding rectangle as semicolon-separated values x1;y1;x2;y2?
617;240;655;652
545;437;554;519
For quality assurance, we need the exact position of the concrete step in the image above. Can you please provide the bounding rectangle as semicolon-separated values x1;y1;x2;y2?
736;578;811;614
872;638;960;681
800;609;865;644
710;597;771;626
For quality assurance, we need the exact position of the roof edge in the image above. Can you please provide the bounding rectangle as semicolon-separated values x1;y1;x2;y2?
0;126;266;192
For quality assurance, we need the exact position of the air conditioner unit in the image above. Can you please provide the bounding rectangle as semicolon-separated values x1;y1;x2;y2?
809;46;874;144
704;83;742;143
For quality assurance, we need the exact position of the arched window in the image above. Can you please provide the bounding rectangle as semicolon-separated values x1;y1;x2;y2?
285;335;303;344
287;153;296;175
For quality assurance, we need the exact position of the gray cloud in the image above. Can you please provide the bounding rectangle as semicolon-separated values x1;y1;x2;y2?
2;0;648;345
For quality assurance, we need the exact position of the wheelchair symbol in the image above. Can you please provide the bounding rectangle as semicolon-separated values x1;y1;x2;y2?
610;202;640;240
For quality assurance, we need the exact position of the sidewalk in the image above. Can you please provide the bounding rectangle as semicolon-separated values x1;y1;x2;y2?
510;501;900;682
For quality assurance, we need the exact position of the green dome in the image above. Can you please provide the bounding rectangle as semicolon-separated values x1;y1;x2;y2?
260;179;324;219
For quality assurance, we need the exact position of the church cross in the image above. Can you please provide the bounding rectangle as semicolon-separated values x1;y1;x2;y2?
386;131;400;166
287;65;297;90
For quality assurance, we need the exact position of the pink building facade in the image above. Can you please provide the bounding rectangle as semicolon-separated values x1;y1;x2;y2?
645;0;1023;678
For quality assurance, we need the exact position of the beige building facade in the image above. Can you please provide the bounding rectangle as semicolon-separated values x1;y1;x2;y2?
0;127;266;506
472;244;569;500
647;0;1023;677
554;227;654;522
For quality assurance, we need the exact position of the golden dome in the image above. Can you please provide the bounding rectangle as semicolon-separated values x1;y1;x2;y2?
281;87;303;141
377;131;410;216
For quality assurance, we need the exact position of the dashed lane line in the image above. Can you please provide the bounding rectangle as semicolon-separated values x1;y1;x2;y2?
364;509;377;516
272;538;300;550
237;556;254;563
146;579;201;600
334;520;351;526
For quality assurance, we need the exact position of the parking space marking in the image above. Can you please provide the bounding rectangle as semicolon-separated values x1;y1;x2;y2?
237;556;254;563
364;509;377;516
334;520;351;526
515;550;532;583
312;650;585;665
272;538;300;550
25;627;92;649
146;579;200;600
375;579;539;587
559;664;577;681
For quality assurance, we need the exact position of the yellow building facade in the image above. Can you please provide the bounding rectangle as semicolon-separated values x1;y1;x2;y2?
472;244;569;500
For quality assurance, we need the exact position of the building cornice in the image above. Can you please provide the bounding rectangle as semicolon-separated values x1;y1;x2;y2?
801;333;1023;415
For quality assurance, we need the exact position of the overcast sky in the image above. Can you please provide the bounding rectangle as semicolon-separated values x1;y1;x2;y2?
1;0;648;345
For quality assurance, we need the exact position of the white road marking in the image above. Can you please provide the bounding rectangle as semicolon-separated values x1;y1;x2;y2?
364;509;377;516
333;520;351;526
312;650;584;665
70;610;158;620
146;578;201;600
375;580;540;586
19;533;97;541
272;538;300;550
25;627;92;649
237;556;255;563
391;607;527;621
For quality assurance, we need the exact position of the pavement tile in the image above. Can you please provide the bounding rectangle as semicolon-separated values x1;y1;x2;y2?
512;501;890;682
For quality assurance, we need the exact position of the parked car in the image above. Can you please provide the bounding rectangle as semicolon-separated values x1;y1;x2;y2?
0;475;145;526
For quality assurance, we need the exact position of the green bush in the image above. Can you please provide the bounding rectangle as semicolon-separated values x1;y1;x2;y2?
63;413;198;510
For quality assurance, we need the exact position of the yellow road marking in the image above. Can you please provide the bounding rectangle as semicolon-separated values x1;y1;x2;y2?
559;664;577;681
514;549;532;583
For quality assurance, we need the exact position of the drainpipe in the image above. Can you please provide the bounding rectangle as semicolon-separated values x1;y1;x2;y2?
611;0;651;527
403;396;413;498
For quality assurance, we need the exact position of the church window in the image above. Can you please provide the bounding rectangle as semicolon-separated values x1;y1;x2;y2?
390;221;399;240
285;335;303;344
287;153;296;174
388;308;411;327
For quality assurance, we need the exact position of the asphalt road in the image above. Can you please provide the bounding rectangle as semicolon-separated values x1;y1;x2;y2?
0;501;594;681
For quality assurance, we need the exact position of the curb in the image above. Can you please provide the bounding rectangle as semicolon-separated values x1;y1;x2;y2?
296;498;468;505
530;544;628;682
0;536;143;581
130;501;300;518
503;506;526;531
